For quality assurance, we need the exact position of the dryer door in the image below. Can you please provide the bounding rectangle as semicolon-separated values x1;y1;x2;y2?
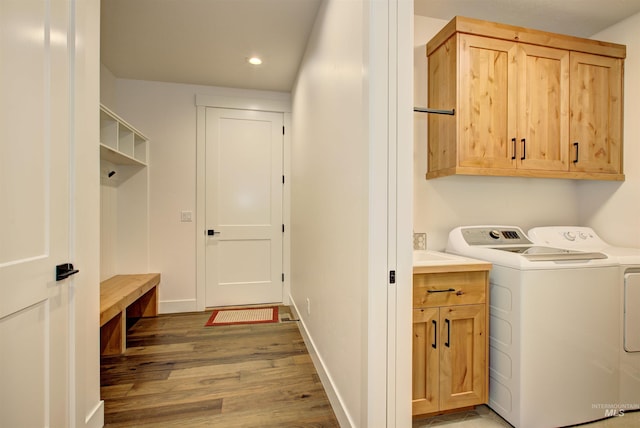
624;272;640;352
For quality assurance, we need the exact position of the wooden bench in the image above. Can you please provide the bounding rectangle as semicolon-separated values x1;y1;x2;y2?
100;273;160;356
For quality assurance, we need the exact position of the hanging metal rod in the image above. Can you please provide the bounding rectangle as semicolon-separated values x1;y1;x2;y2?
413;107;455;115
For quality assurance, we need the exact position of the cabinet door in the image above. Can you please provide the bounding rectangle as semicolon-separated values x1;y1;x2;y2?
413;308;440;415
517;44;570;171
439;304;486;410
458;34;518;169
569;52;623;173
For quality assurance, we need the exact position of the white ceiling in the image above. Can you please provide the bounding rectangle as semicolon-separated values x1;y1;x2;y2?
415;0;640;38
100;0;322;92
101;0;640;92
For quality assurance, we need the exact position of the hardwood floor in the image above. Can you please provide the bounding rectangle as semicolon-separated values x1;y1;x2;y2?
100;308;339;427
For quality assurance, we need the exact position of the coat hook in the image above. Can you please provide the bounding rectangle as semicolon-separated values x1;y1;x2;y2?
108;171;116;178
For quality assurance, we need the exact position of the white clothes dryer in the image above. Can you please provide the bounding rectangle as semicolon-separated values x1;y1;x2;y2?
529;226;640;412
447;226;620;428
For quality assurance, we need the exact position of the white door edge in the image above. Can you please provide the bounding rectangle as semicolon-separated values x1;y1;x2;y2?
395;0;415;426
367;0;413;426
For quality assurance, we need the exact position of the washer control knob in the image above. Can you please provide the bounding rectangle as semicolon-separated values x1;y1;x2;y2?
578;232;588;240
564;231;576;241
489;230;501;239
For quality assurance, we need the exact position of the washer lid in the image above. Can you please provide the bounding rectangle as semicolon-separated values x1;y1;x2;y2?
492;245;608;261
528;226;640;265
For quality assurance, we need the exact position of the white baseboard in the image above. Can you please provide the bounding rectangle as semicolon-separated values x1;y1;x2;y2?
83;400;104;428
159;299;198;314
289;295;354;427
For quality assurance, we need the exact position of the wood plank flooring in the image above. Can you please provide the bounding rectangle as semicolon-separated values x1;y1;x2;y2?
101;308;339;427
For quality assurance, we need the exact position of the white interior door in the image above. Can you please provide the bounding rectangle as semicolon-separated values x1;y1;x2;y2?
0;0;72;426
205;108;283;307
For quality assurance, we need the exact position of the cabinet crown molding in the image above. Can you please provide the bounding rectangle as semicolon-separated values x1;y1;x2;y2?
427;16;626;59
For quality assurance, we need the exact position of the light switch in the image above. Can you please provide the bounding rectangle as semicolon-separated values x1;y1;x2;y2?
181;210;193;222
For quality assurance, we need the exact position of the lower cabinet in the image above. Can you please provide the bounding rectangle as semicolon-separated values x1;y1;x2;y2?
412;269;489;417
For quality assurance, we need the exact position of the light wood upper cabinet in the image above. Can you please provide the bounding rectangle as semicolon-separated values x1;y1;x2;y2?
426;16;625;181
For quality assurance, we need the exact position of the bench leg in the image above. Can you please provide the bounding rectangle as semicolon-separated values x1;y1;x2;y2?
127;286;158;318
100;286;158;356
100;311;126;356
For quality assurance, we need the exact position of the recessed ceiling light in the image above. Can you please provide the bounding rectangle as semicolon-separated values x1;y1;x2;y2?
248;57;262;65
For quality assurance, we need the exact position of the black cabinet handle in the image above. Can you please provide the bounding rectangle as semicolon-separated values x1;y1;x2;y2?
521;138;526;160
432;320;437;349
573;142;579;164
427;288;456;293
206;229;221;236
445;318;451;347
511;138;516;160
56;263;79;281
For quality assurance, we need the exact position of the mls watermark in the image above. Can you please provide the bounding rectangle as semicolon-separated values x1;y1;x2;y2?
592;403;640;417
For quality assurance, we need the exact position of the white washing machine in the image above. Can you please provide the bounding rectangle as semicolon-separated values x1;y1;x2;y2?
529;226;640;411
447;226;620;428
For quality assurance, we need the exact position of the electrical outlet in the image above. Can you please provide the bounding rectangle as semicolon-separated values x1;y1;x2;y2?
306;298;311;316
413;232;427;250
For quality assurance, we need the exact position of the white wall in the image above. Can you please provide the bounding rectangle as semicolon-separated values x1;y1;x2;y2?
110;79;289;312
100;63;117;110
414;16;581;249
290;0;368;425
576;12;640;248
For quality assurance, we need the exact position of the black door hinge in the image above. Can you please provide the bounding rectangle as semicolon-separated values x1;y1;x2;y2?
283;126;285;135
282;273;285;282
282;224;285;233
282;175;285;184
389;270;396;284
